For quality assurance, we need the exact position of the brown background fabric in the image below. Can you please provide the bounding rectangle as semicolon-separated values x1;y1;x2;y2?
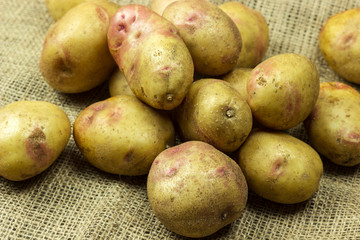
0;0;359;239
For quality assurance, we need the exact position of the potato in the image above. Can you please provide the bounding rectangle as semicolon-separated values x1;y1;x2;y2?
175;78;252;153
108;68;135;97
219;2;269;68
45;0;98;21
147;141;248;238
247;53;319;130
73;95;175;176
162;0;242;76
319;7;360;85
304;82;360;166
221;67;252;99
107;4;194;110
148;0;178;15
0;101;71;181
237;130;323;204
40;1;120;93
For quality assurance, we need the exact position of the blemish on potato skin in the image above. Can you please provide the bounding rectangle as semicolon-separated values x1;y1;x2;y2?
26;128;53;166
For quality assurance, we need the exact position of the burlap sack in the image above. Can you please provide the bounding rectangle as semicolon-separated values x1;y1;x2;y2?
0;0;359;239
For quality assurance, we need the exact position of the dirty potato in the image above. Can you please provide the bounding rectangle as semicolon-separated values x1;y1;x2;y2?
107;4;194;110
162;0;242;76
73;95;175;176
147;141;248;238
219;1;269;68
247;53;319;130
304;82;360;166
319;7;360;84
237;130;323;204
40;1;120;93
0;101;71;181
175;78;252;153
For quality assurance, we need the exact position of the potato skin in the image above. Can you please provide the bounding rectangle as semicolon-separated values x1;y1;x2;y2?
237;130;323;204
148;0;178;15
107;4;194;110
247;53;319;130
108;69;135;97
147;141;248;238
73;95;175;176
304;82;360;166
45;0;98;21
319;7;360;84
219;2;269;68
175;78;252;153
40;1;120;93
162;0;242;76
0;101;71;181
222;67;252;99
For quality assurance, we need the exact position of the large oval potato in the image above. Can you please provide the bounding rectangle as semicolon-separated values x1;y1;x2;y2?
0;101;71;181
304;82;360;166
237;130;323;204
73;95;175;176
162;0;242;76
319;7;360;84
147;141;248;238
175;78;252;153
219;1;269;68
247;53;319;130
107;4;194;110
40;1;120;93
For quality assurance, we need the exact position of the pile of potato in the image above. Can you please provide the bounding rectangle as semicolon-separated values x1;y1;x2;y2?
0;0;360;238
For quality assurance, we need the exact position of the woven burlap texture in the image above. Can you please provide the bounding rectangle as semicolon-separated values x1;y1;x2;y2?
0;0;359;239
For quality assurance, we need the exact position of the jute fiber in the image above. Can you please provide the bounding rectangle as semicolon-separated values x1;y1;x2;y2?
0;0;359;239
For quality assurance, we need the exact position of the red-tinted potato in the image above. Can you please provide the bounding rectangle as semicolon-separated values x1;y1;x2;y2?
162;0;242;76
304;82;360;166
147;141;248;238
247;53;319;130
107;4;194;110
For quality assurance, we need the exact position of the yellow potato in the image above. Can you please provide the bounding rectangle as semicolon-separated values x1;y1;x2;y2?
40;1;120;93
319;7;360;84
237;130;323;204
162;0;242;76
108;69;135;97
219;2;269;68
73;95;175;176
0;101;71;181
221;67;252;99
107;4;194;110
175;78;252;153
147;141;248;238
45;0;99;21
304;82;360;166
247;53;319;130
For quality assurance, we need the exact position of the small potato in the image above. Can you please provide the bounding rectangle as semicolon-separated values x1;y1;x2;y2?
175;78;252;153
73;95;175;176
304;82;360;166
107;4;194;110
108;69;134;97
319;7;360;84
148;0;178;15
247;53;319;130
40;1;120;93
221;67;252;99
0;101;71;181
219;2;269;68
237;130;323;204
45;0;99;21
162;0;242;76
147;141;248;238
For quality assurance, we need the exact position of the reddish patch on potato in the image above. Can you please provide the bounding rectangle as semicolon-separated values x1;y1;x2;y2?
26;127;53;166
124;149;134;162
285;87;302;120
269;158;286;179
96;6;108;23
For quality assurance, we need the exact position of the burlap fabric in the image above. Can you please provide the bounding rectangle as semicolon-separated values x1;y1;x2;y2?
0;0;359;239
